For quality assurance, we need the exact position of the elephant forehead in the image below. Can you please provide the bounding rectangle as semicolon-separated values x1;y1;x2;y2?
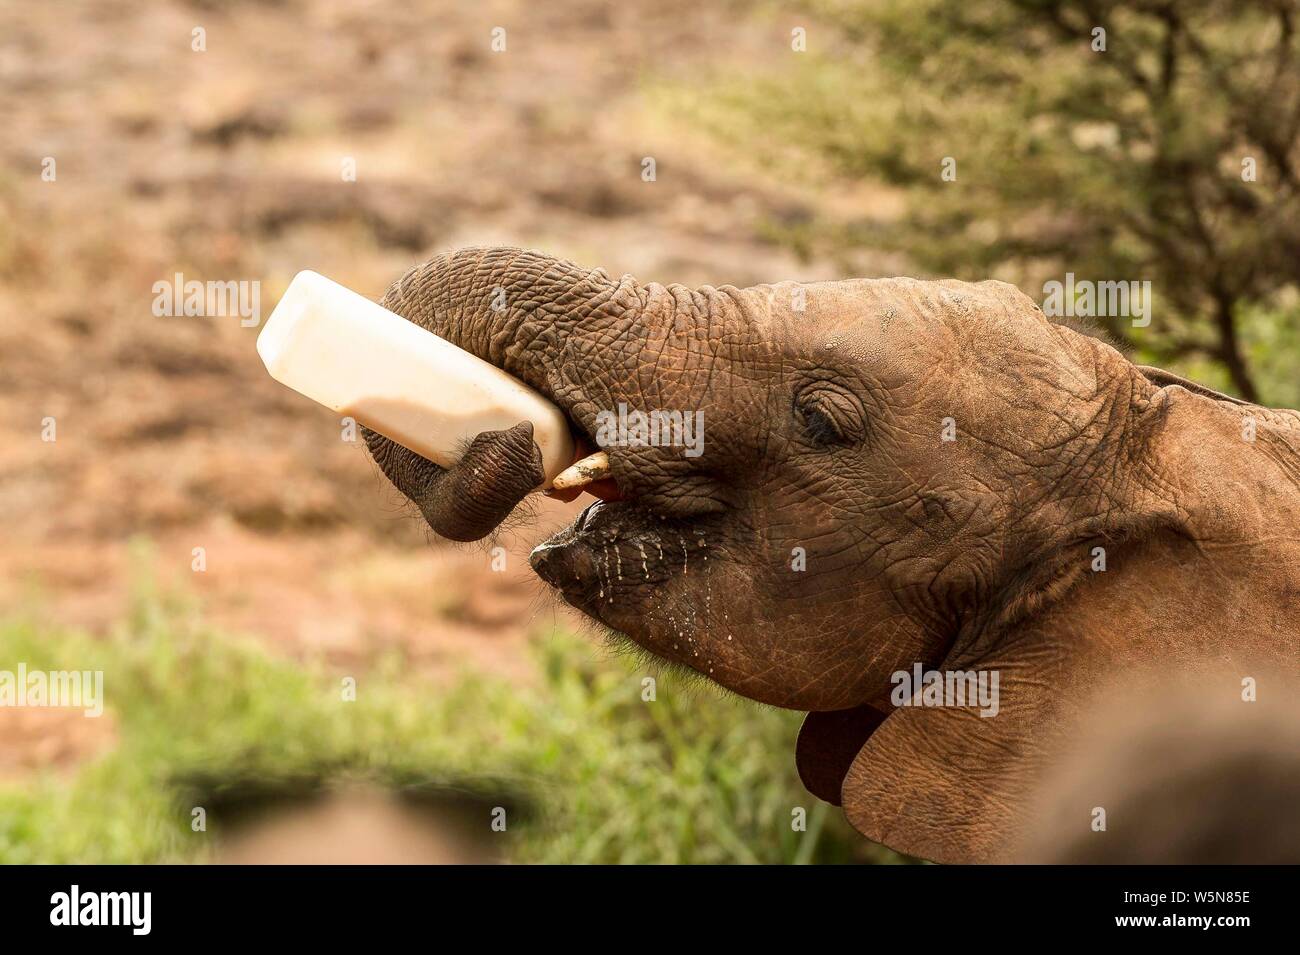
754;276;1042;336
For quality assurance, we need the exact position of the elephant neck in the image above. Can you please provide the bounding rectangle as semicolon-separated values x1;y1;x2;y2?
844;380;1300;863
845;523;1295;863
956;369;1300;657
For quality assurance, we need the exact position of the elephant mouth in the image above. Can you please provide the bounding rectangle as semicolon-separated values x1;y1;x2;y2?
533;485;891;812
532;415;886;812
529;400;719;623
528;496;700;621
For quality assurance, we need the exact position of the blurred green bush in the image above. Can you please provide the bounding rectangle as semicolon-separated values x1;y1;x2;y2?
0;581;902;864
666;0;1300;406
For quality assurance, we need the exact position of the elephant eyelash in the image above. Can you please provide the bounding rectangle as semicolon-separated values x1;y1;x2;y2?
797;404;846;445
793;387;867;448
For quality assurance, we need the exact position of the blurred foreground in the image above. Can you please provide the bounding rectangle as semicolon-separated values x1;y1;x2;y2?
0;569;900;864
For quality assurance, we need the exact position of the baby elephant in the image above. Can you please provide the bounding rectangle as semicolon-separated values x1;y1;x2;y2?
364;247;1300;863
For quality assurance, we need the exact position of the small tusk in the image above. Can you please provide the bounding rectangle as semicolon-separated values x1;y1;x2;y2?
550;451;611;491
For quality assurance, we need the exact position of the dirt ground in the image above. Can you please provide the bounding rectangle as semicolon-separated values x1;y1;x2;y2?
0;0;894;775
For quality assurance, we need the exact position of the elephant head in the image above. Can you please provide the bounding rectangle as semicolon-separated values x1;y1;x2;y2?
364;248;1300;863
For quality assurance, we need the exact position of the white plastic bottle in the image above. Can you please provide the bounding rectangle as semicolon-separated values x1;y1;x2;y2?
257;270;576;487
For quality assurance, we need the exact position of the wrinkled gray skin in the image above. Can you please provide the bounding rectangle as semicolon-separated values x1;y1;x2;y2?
364;248;1300;863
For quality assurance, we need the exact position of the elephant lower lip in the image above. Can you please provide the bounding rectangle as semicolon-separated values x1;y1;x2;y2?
529;498;679;604
529;535;600;595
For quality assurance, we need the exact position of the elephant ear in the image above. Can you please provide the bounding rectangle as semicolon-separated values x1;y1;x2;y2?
795;705;887;805
799;673;1045;864
1137;365;1250;405
837;701;1015;863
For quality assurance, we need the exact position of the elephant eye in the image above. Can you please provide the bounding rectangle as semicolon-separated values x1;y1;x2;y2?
793;385;867;447
798;404;842;444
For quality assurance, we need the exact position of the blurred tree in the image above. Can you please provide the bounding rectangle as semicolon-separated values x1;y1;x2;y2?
694;0;1300;402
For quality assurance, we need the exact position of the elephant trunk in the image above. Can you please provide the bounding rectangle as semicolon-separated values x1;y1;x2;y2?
376;246;735;512
378;247;641;417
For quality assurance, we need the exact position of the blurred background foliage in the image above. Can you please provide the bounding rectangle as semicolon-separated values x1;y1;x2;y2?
672;0;1300;407
0;579;897;864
